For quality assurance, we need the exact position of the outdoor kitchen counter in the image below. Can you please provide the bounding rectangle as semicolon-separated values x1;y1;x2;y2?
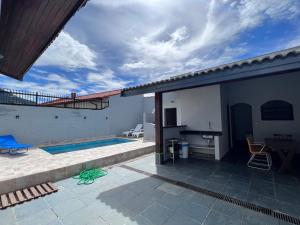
163;125;187;129
180;130;222;136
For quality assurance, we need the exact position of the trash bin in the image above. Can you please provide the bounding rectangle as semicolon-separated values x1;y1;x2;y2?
180;141;189;158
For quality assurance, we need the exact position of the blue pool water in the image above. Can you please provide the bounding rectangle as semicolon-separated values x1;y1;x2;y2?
42;138;134;154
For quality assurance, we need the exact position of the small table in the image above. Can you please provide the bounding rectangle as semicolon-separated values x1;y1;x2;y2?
265;138;296;173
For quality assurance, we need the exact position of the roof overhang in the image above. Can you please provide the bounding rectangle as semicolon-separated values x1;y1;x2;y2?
0;0;87;80
121;47;300;97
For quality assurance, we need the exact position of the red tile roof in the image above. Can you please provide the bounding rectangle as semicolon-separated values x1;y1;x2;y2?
77;89;121;101
43;89;121;106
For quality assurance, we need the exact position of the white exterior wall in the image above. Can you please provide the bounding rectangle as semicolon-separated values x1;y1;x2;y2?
163;85;222;131
224;72;300;149
108;95;144;135
143;96;155;142
0;95;144;145
163;85;224;160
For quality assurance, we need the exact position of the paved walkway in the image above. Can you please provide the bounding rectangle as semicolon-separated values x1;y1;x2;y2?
1;154;297;225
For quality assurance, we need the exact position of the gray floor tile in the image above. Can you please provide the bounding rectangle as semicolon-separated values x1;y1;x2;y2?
177;199;210;223
185;177;209;187
14;198;50;222
122;194;154;214
44;187;77;206
274;174;300;187
249;180;275;198
60;202;105;225
230;174;251;184
163;213;201;225
207;173;230;185
50;197;86;218
16;208;57;225
156;193;182;210
0;208;17;225
141;202;173;225
277;201;300;218
86;217;108;225
45;218;64;225
247;193;280;210
212;199;245;221
100;207;136;225
186;192;216;209
142;187;166;201
227;179;250;190
202;181;225;193
128;215;156;225
224;186;248;201
243;209;279;225
157;182;185;195
251;171;274;184
203;210;242;225
275;184;300;206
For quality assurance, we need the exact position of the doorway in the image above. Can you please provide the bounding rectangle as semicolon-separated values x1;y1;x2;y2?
231;103;253;151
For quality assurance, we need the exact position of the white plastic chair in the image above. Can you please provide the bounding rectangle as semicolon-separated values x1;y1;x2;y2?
132;128;144;138
122;124;143;137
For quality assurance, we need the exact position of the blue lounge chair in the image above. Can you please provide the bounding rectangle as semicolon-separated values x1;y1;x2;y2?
0;135;32;155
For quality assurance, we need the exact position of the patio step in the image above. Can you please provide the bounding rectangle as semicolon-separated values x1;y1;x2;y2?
0;182;57;210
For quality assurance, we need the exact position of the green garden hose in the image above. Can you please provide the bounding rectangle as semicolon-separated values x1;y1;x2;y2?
73;168;108;185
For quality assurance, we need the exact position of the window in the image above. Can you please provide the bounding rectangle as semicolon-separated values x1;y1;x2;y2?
165;108;177;126
261;100;293;121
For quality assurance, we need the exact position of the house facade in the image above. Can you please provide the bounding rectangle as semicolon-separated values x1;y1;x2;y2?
122;46;300;164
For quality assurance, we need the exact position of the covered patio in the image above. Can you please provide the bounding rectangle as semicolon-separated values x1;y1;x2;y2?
121;47;300;223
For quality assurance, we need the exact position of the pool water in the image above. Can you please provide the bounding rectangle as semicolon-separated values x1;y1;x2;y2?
42;138;134;154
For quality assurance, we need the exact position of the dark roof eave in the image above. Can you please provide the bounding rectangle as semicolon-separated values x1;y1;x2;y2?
121;49;300;97
0;0;88;80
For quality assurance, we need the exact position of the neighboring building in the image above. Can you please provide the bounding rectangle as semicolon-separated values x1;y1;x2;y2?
122;46;300;164
43;90;121;110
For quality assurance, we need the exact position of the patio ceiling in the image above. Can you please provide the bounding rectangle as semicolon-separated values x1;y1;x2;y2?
121;46;300;96
0;0;87;80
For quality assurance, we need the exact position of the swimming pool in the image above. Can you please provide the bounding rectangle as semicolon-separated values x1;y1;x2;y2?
42;138;134;154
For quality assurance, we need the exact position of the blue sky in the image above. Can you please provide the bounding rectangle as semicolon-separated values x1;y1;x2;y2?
0;0;300;95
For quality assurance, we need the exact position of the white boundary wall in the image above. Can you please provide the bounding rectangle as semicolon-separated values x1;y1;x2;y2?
0;95;144;145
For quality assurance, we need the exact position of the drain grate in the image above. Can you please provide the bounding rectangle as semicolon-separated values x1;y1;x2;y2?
0;182;58;209
120;165;300;225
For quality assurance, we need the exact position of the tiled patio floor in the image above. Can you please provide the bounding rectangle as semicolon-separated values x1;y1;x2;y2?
126;154;300;220
1;153;299;225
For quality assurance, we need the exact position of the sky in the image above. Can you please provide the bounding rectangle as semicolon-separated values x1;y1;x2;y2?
1;0;300;95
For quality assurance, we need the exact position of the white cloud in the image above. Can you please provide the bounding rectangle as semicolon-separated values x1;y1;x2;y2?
36;31;97;70
118;0;300;81
0;73;80;95
286;34;300;48
87;69;131;90
1;0;299;92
